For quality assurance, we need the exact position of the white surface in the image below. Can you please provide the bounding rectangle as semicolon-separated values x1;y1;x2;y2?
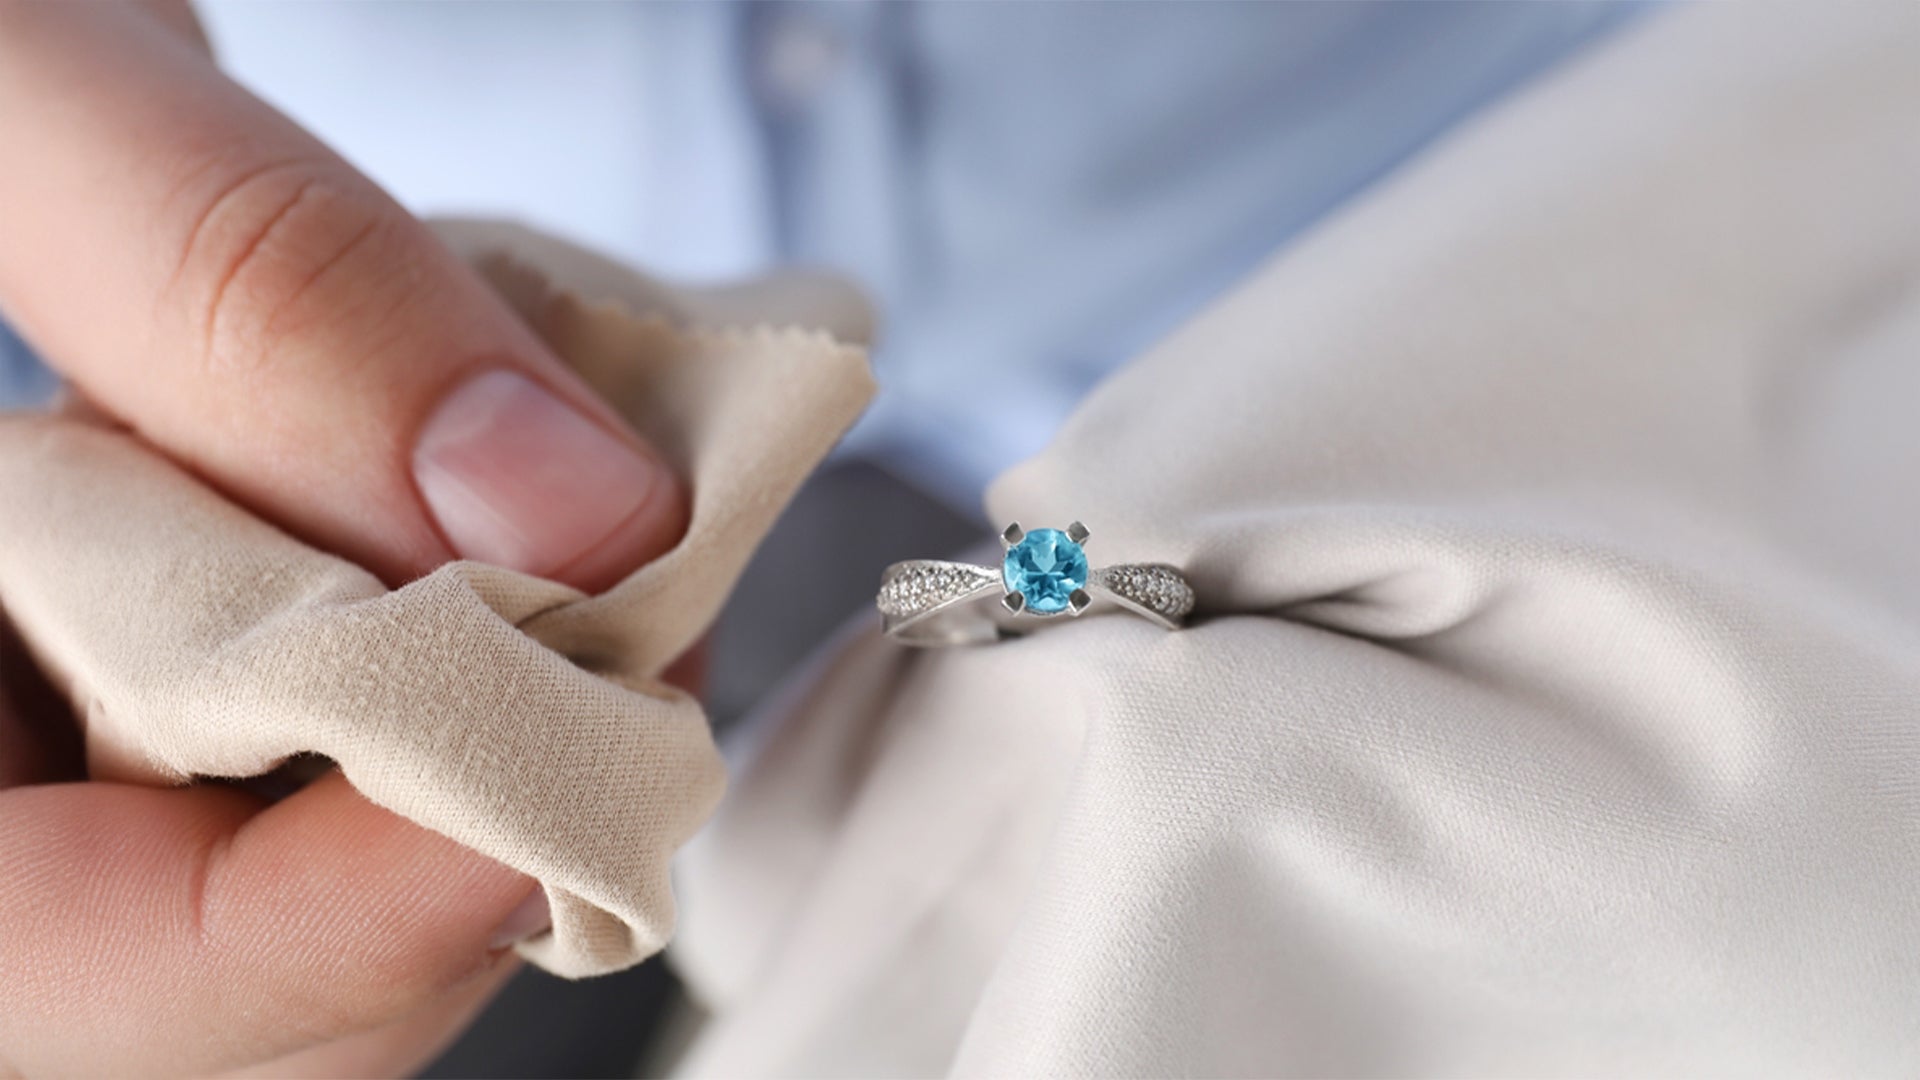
671;4;1920;1075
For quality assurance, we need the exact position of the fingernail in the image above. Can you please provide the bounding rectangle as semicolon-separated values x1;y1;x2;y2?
414;370;672;580
489;886;552;950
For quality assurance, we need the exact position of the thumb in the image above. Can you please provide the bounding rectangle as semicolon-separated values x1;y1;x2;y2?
0;774;547;1075
0;2;684;590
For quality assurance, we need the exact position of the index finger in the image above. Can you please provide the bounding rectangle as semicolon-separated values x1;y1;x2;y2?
0;1;686;590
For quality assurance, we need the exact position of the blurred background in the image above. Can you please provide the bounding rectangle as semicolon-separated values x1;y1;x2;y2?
0;2;1657;1074
190;1;1648;509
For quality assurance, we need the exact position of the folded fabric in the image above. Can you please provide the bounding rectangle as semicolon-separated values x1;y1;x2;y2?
671;4;1920;1075
0;223;874;978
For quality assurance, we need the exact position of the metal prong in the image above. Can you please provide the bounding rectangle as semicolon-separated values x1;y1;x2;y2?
1066;521;1090;544
1002;522;1025;548
1068;589;1092;615
1003;591;1026;614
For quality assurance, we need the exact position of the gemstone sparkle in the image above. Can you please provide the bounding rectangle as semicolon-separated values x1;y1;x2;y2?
1001;528;1089;615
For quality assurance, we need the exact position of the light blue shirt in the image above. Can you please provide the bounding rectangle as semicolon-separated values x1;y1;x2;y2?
0;323;55;407
1;2;1649;501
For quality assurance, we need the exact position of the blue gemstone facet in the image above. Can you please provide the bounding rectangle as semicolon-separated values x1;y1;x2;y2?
1002;528;1089;614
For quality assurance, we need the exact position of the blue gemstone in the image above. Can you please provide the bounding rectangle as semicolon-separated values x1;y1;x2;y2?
1002;528;1089;614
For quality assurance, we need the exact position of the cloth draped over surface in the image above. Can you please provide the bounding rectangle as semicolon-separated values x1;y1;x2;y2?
0;223;875;979
671;4;1920;1076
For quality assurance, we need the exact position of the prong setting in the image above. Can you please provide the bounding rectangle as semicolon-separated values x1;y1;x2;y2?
883;522;1190;644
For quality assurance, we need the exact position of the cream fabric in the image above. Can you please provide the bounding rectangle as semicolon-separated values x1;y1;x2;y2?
672;4;1920;1075
0;226;874;979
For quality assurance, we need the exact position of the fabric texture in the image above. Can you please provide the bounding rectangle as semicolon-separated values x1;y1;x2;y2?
671;4;1920;1075
0;223;874;978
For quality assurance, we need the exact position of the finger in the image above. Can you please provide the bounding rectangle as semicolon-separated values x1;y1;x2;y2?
0;773;545;1076
130;0;211;54
0;2;685;592
219;963;519;1080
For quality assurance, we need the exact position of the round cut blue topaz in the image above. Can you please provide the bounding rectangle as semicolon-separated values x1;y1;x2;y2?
1002;528;1089;614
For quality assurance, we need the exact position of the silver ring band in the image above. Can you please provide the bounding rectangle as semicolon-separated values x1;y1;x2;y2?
877;521;1195;646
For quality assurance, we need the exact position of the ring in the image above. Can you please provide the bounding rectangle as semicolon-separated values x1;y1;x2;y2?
877;521;1195;646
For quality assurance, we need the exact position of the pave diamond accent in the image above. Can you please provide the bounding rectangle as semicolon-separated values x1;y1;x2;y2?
877;562;998;620
1093;564;1196;620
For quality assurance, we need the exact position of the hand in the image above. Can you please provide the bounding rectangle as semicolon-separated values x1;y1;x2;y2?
0;2;689;1074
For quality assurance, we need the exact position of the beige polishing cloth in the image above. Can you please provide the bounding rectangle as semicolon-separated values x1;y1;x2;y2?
0;222;875;979
671;4;1920;1076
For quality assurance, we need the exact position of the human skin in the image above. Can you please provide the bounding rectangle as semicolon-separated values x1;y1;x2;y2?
0;2;690;1075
